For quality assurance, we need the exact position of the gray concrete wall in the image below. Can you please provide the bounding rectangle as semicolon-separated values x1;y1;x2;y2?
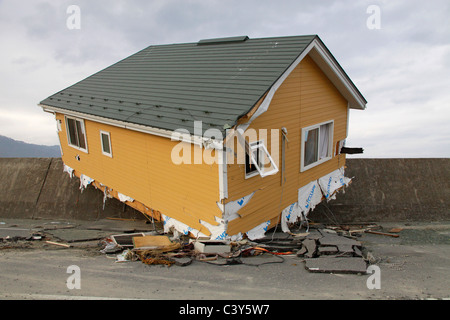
0;158;449;222
314;158;450;223
0;158;144;220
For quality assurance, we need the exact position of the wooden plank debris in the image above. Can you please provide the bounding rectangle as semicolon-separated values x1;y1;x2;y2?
365;230;399;238
133;235;172;249
45;240;71;248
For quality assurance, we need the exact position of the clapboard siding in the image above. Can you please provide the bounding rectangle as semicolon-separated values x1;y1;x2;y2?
56;113;221;235
227;55;348;235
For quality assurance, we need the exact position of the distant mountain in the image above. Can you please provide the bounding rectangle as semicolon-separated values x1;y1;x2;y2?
0;135;61;158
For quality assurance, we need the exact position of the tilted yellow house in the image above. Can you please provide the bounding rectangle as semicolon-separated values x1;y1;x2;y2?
39;35;366;240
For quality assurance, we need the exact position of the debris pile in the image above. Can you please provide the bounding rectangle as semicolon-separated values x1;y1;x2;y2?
295;227;368;274
98;223;383;274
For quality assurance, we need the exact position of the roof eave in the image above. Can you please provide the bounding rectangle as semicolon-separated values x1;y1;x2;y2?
39;104;225;148
308;37;367;110
234;37;367;134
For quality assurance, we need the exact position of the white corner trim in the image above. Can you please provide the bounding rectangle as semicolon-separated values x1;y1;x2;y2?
218;148;228;200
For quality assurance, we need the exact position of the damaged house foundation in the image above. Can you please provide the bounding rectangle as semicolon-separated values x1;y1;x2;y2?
39;35;366;241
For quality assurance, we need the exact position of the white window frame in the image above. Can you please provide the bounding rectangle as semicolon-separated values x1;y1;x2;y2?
100;130;112;157
300;120;334;172
65;116;88;153
245;140;279;179
245;141;263;179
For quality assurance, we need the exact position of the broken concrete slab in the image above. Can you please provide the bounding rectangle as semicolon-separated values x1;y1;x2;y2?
305;230;323;240
85;225;137;233
320;228;337;235
83;219;157;233
42;222;76;230
302;239;317;258
318;234;361;247
336;244;355;256
318;246;338;255
296;245;307;257
0;227;32;239
46;229;110;243
353;246;363;257
304;257;367;274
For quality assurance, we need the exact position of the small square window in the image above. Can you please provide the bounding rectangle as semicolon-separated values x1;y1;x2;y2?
100;131;112;157
66;116;88;152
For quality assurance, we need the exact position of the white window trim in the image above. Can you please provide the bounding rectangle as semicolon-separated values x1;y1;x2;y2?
300;120;334;172
245;140;279;179
65;116;88;153
100;130;113;157
245;141;263;179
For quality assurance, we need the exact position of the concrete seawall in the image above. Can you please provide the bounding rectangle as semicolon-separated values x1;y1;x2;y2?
0;158;449;222
314;158;450;223
0;158;144;220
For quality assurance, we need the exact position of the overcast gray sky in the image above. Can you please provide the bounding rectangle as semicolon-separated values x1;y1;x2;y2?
0;0;449;158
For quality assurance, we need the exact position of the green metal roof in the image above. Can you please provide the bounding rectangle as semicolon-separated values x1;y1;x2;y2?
40;35;320;135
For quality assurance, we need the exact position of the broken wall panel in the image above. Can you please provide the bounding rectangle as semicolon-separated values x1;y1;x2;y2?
317;167;352;200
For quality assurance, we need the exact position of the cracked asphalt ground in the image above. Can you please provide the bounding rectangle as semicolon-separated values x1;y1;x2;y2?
0;218;449;300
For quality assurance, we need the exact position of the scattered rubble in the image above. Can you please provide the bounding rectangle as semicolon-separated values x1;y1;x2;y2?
92;223;387;274
0;219;394;275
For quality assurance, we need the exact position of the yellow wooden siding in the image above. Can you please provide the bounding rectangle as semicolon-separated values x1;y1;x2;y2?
56;114;221;236
227;55;348;235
